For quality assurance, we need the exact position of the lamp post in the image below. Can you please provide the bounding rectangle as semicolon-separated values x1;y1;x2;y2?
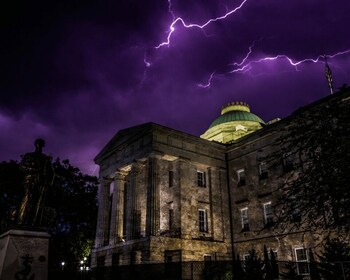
79;257;90;275
61;261;65;271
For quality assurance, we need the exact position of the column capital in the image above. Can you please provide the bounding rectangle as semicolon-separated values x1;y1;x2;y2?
148;153;163;160
99;177;113;184
114;170;128;181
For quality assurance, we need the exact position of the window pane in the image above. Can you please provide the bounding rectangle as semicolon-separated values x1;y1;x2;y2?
197;172;203;187
199;210;207;232
264;202;273;224
241;208;249;230
295;248;309;275
237;169;246;186
296;249;307;261
259;162;268;179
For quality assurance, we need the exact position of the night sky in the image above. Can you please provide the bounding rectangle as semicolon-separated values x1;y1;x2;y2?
1;0;350;175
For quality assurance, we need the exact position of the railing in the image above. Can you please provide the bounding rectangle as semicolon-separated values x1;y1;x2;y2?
49;260;350;280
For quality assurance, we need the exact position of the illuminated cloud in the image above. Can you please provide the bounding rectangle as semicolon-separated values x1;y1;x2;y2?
1;0;350;174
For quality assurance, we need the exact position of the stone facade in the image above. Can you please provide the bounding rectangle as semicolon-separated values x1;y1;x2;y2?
91;89;350;269
92;124;232;267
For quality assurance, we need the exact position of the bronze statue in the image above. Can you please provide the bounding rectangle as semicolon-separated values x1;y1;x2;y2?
16;139;54;227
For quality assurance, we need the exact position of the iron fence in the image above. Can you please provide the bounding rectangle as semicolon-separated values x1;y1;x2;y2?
49;260;350;280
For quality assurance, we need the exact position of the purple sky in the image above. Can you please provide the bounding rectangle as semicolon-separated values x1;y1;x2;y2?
1;0;350;175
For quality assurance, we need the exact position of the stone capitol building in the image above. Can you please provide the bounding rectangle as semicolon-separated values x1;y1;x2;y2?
91;88;349;271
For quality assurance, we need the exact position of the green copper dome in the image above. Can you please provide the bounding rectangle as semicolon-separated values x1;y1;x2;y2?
201;101;265;143
209;110;265;128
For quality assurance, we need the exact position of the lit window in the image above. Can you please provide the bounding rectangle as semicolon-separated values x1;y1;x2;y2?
259;162;268;179
197;171;206;187
263;202;273;226
241;208;249;231
237;169;246;186
169;171;174;188
199;209;208;232
295;248;309;275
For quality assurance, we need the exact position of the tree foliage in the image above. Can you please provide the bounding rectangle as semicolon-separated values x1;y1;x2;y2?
280;262;304;280
244;249;264;280
318;238;350;280
0;158;98;270
270;88;350;236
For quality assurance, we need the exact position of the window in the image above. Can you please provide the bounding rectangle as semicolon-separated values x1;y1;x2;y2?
199;209;208;232
263;202;273;226
283;153;294;172
169;171;174;187
240;208;249;231
237;169;246;186
169;209;174;230
291;198;301;222
295;248;309;275
197;171;206;187
259;162;268;180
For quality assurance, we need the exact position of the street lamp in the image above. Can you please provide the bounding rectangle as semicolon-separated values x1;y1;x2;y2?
79;257;89;273
61;261;65;271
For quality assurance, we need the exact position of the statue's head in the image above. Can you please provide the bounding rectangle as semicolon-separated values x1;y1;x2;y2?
34;139;45;153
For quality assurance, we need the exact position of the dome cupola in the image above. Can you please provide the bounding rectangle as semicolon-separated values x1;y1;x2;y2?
201;101;265;143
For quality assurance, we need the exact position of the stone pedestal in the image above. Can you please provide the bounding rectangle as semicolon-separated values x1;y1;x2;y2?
0;229;50;280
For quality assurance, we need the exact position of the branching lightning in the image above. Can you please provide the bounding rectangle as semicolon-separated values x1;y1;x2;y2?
197;72;215;88
144;0;350;90
198;43;350;88
155;0;249;48
230;48;350;73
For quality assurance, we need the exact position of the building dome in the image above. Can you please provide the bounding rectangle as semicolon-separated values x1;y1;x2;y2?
201;101;265;143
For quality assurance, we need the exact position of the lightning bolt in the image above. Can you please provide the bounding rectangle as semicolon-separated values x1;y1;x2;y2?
197;72;215;89
144;51;151;68
146;0;350;90
197;46;350;88
155;0;249;49
229;49;350;74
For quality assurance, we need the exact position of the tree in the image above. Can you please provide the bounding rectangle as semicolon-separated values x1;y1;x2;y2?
318;238;350;280
244;249;264;280
270;249;279;280
280;262;304;280
308;249;321;280
233;254;245;280
269;87;350;236
0;160;24;230
263;245;273;280
0;158;98;271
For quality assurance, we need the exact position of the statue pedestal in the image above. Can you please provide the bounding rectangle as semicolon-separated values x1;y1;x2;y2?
0;229;50;280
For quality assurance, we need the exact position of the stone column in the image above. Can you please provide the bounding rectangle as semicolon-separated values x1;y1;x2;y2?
146;157;160;236
109;171;126;244
95;178;111;247
126;165;137;240
132;162;142;238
